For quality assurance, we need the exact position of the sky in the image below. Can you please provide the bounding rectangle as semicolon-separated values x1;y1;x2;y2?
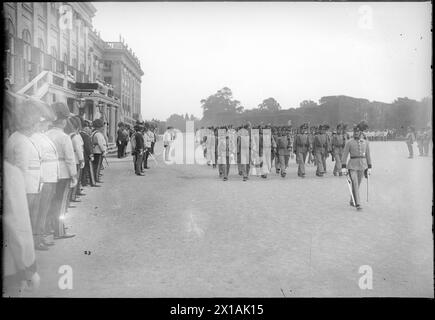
91;1;432;121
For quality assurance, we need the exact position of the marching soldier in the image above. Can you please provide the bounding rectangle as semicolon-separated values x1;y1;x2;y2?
332;123;347;176
341;120;372;210
272;127;280;173
405;126;416;158
276;127;291;178
217;127;230;181
307;126;316;165
237;125;251;181
259;126;275;179
423;126;432;156
313;124;329;177
294;123;310;178
416;129;425;156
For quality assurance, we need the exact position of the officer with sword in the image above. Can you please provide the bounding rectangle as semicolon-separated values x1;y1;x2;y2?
341;120;372;210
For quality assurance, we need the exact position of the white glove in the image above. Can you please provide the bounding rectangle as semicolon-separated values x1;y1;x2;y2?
341;168;348;175
367;168;371;176
79;160;85;169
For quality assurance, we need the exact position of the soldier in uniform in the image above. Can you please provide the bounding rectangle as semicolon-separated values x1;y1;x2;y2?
276;127;291;178
416;129;425;156
332;123;347;176
91;118;107;182
79;119;95;187
405;126;416;158
313;124;329;177
294;123;310;178
217;127;231;181
237;125;250;181
30;110;59;249
259;125;275;179
423;126;432;156
341;120;372;210
143;123;153;170
307;125;316;165
132;123;145;176
45;102;77;239
272;127;280;173
6;99;45;249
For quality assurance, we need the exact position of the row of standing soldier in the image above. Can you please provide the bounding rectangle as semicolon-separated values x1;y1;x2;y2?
3;98;108;296
200;122;353;180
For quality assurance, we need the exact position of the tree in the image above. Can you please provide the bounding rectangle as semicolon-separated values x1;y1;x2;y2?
299;100;318;108
166;113;186;131
258;97;281;112
200;87;243;124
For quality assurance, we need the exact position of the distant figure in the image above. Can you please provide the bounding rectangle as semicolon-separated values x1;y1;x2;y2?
405;126;416;159
423;126;432;156
416;129;425;156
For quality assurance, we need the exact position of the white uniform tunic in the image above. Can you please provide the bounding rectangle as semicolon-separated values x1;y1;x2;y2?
5;131;42;194
46;127;77;179
30;132;59;183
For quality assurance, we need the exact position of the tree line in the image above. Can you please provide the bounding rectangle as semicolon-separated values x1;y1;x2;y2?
162;87;432;132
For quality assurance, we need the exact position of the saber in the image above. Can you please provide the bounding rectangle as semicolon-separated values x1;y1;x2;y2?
104;155;109;167
366;174;369;202
346;174;356;207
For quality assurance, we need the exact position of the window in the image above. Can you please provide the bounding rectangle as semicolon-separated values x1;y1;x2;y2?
63;53;68;64
22;29;32;62
38;38;45;68
72;58;77;69
41;2;47;19
51;46;57;71
103;60;112;71
104;76;112;84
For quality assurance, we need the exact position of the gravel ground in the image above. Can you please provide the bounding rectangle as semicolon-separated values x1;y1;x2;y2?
24;141;433;297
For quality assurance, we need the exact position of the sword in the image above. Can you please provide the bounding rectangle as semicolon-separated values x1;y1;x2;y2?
104;155;109;167
346;173;356;207
366;174;369;202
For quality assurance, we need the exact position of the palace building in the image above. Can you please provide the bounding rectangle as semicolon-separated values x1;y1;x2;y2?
3;2;144;142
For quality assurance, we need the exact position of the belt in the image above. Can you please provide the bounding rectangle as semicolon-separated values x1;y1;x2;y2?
28;166;41;170
42;159;59;163
351;156;365;159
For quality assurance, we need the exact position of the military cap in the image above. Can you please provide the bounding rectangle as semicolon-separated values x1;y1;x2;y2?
92;118;104;128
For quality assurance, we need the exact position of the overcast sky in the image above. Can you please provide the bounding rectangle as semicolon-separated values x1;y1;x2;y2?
92;1;431;121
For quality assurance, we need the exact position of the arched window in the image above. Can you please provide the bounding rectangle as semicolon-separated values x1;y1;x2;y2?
6;19;15;79
22;29;32;62
7;19;15;53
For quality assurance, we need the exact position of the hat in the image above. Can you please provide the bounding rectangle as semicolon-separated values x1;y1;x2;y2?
322;123;330;130
14;99;44;130
92;118;104;128
50;102;74;120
